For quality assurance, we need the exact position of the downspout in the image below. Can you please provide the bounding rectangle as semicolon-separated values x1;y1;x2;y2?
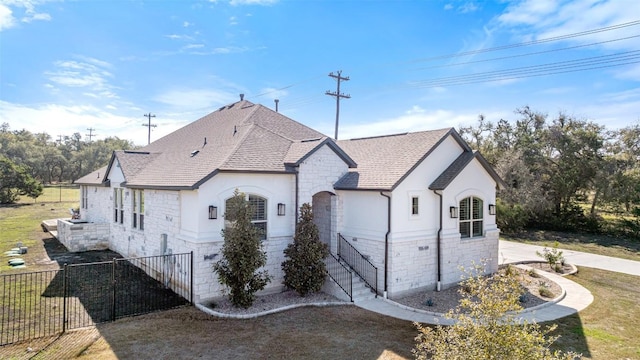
433;190;443;291
294;168;300;225
380;191;391;299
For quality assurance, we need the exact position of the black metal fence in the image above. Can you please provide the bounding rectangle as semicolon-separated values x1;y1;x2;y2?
337;233;378;297
325;253;352;302
1;252;192;346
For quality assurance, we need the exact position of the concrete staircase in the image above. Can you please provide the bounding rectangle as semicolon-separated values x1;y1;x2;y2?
351;273;377;302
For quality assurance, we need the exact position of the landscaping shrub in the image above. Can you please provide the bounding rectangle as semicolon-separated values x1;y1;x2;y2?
282;203;328;296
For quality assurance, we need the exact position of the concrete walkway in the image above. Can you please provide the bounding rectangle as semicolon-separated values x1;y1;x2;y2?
356;240;640;324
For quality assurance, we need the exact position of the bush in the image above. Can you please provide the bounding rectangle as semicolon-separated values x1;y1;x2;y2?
536;242;565;272
496;199;529;233
281;203;329;296
413;261;578;360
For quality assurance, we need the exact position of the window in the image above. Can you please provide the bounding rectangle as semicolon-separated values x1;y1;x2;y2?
81;186;88;209
459;196;483;238
411;196;419;215
225;194;267;241
132;190;144;230
114;188;124;224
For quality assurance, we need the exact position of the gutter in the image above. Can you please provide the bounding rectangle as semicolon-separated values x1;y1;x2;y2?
433;190;443;291
380;191;391;299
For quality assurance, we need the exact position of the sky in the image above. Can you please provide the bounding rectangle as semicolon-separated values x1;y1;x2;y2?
1;0;639;146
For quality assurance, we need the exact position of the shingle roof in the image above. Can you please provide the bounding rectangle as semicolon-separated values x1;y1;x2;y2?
334;128;456;190
74;165;109;186
110;100;328;189
429;151;506;190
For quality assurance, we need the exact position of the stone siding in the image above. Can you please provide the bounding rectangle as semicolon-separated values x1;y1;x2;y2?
57;219;110;252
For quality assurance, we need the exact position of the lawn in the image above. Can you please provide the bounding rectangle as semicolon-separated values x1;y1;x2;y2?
1;185;78;273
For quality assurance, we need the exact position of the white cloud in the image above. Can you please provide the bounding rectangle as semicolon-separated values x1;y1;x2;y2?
183;21;191;27
229;0;277;6
0;100;186;146
443;4;453;11
0;4;15;30
153;88;237;109
257;87;288;100
458;2;479;14
336;106;503;140
0;0;53;30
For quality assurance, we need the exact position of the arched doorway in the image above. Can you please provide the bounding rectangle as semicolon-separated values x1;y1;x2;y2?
312;191;334;250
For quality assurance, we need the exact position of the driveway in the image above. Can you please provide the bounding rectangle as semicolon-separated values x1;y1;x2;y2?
499;240;640;276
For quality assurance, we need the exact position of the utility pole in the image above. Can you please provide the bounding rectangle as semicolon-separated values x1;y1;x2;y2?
142;113;157;145
325;70;350;140
85;128;97;142
57;134;64;144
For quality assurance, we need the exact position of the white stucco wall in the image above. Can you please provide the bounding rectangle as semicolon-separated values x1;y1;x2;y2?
337;135;500;298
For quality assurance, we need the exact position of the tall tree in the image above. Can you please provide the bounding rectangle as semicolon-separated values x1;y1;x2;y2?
213;189;271;308
0;156;43;203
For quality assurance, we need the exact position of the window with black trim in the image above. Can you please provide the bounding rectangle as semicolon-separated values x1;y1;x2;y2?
81;186;88;209
132;190;144;230
114;188;124;224
411;196;419;215
225;194;267;240
459;196;483;238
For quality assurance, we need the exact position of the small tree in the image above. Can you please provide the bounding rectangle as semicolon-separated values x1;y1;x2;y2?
213;189;270;308
414;261;578;360
282;203;329;296
536;242;565;272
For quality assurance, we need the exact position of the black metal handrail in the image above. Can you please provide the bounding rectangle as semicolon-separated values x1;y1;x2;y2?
337;233;378;296
325;252;353;302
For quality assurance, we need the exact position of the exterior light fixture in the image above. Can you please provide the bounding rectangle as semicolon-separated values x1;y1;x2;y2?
208;206;218;220
488;204;496;215
449;206;458;219
277;203;286;216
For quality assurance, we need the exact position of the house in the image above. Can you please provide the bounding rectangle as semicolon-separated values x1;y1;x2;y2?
72;97;504;302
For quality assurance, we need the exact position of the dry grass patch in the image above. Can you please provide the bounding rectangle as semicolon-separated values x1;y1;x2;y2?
1;306;417;359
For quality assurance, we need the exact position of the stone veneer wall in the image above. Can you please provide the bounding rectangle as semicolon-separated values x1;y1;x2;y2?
57;219;110;252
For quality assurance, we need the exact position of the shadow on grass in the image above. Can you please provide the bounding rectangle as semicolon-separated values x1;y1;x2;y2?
40;237;189;326
545;313;591;358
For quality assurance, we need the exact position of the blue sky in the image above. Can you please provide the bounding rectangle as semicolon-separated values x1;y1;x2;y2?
1;0;639;146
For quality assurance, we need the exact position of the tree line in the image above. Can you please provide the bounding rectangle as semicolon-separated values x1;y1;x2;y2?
0;122;136;203
459;107;640;237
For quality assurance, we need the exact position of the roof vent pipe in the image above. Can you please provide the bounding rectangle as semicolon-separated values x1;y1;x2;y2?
274;99;279;113
239;94;244;101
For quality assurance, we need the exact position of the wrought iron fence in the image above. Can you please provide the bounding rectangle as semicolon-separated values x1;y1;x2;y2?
337;233;378;297
325;253;352;302
0;252;192;346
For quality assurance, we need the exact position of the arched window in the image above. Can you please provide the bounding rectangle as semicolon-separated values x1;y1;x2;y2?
225;194;267;241
459;196;483;238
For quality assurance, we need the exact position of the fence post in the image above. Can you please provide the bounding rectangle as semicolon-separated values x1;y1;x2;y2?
111;258;117;321
62;264;68;333
190;251;194;304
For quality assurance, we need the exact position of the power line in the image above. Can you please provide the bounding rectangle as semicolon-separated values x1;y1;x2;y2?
410;19;640;63
142;113;157;145
411;34;640;71
325;71;351;140
409;50;640;88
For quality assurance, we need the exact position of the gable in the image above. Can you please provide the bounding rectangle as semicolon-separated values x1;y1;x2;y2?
429;151;506;191
334;128;462;191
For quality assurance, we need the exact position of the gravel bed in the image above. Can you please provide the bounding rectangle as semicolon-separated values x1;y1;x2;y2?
201;290;346;315
392;266;563;314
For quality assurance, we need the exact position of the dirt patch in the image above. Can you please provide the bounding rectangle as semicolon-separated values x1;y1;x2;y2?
392;266;563;314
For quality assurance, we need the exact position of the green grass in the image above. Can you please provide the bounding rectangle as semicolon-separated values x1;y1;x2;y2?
1;186;78;273
552;267;640;359
18;184;79;204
